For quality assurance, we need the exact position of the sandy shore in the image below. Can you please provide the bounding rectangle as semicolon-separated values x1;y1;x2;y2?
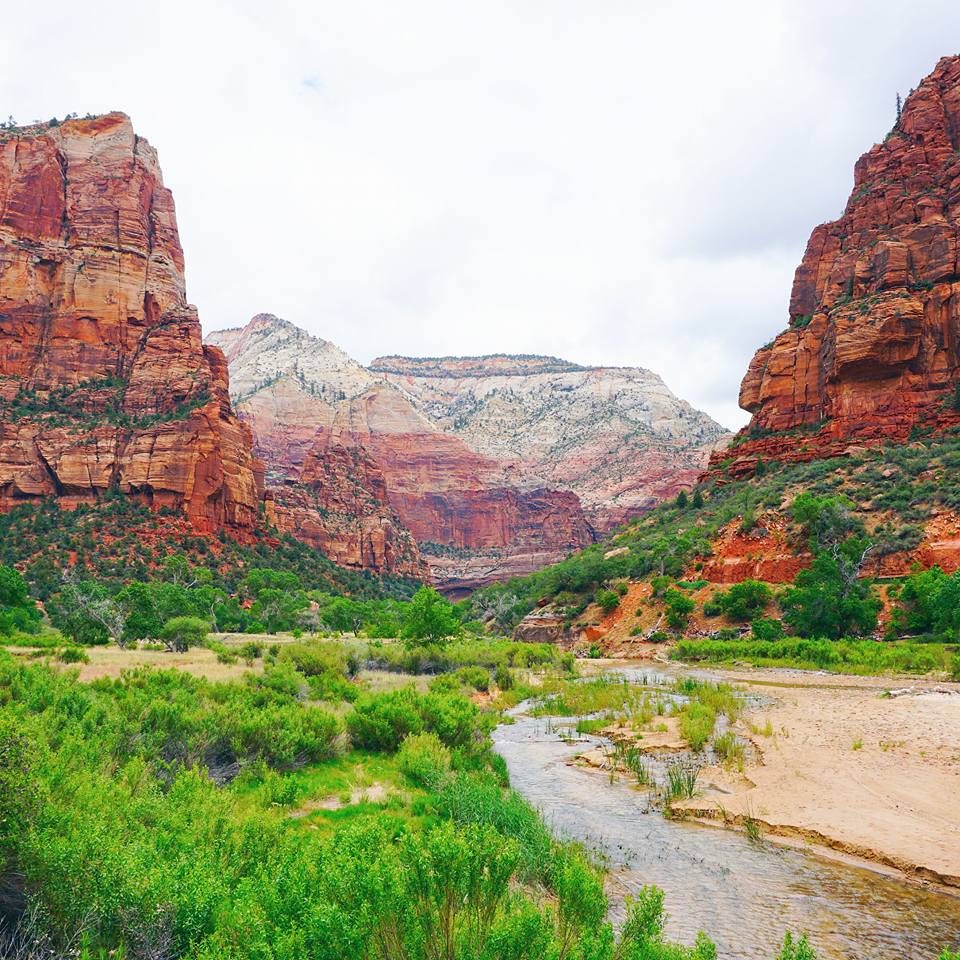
673;666;960;888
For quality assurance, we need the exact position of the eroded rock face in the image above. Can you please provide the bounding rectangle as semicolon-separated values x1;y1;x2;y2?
208;316;597;587
266;432;425;578
0;114;260;532
372;355;728;533
720;55;960;472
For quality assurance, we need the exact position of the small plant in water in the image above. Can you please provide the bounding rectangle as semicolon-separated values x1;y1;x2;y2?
663;761;699;804
744;816;764;846
713;731;746;769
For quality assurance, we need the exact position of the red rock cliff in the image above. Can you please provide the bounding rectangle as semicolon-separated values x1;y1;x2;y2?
718;56;960;473
0;113;261;531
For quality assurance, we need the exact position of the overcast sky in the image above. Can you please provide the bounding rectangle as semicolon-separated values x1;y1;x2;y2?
5;2;960;428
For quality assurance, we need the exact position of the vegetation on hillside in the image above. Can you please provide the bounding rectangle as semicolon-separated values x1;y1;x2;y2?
468;431;960;635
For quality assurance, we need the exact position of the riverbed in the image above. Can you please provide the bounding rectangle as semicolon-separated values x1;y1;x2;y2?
493;665;960;959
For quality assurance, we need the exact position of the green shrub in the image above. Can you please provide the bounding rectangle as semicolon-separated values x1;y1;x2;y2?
595;588;621;614
663;588;695;629
751;617;785;641
713;580;772;622
397;731;451;789
455;665;490;691
159;615;208;652
56;646;89;664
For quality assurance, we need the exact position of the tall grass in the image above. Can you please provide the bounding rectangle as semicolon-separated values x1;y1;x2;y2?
671;637;956;676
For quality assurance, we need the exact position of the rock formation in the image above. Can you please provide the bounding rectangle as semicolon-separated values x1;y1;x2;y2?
0;113;261;532
371;355;728;533
208;316;601;590
719;55;960;475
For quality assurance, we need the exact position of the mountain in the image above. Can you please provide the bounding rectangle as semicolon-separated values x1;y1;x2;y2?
208;315;725;590
0;113;261;533
477;55;960;649
716;54;960;478
370;354;728;532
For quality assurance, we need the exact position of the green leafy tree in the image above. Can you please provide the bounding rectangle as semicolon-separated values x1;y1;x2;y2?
401;586;461;645
159;615;209;652
715;580;772;622
595;588;621;614
782;543;879;639
675;489;689;509
663;588;695;630
691;488;705;509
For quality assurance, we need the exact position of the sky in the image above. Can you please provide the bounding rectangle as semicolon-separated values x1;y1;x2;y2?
5;2;960;429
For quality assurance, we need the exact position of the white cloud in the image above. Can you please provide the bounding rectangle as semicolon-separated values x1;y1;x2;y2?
4;0;959;429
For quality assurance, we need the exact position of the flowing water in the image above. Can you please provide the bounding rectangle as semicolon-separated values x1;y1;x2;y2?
493;671;960;960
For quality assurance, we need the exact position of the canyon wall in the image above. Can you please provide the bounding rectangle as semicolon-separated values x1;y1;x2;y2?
208;316;596;589
718;55;960;476
371;354;728;533
210;315;726;589
0;113;261;532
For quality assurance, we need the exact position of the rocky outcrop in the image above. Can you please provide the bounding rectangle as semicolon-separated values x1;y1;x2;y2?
718;56;960;473
0;114;261;532
372;355;728;533
266;431;425;578
208;316;597;587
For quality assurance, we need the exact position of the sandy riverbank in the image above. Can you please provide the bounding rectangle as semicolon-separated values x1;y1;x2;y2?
671;666;960;888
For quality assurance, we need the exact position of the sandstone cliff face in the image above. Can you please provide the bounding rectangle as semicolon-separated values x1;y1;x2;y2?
208;316;596;588
0;114;260;532
720;55;960;473
371;355;728;533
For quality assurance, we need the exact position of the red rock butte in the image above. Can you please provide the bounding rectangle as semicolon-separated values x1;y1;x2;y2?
0;113;261;531
715;55;960;477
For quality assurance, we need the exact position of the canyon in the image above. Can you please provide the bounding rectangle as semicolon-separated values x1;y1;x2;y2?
209;315;725;590
0;113;261;534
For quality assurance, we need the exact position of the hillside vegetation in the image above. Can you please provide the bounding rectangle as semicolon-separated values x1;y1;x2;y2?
468;431;960;675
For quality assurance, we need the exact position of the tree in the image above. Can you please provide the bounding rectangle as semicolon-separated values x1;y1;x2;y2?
50;571;126;646
0;566;29;608
663;588;695;630
675;490;689;509
715;579;772;622
691;488;704;510
159;615;209;652
595;588;620;614
790;493;858;553
782;544;879;639
401;586;461;645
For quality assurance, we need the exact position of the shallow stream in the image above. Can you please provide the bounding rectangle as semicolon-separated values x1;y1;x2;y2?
493;670;960;959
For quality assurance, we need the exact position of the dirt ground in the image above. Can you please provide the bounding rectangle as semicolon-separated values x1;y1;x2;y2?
674;666;960;888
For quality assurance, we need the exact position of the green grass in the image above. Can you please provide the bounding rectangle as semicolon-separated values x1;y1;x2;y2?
671;637;957;676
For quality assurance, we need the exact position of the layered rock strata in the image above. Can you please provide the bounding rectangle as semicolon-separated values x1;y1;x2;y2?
0;113;260;532
718;55;960;476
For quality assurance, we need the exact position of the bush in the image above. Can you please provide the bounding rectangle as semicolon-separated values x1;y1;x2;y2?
455;665;490;691
279;640;350;678
397;732;451;789
751;617;785;641
494;660;514;690
159;616;208;652
347;689;425;751
57;646;89;664
713;580;772;622
663;588;695;629
595;588;620;614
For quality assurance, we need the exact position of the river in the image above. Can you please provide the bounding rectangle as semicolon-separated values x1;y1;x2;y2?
492;668;960;959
